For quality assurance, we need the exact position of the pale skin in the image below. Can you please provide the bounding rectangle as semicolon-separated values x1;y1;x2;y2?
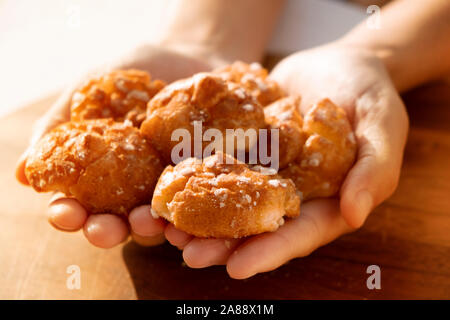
15;0;450;278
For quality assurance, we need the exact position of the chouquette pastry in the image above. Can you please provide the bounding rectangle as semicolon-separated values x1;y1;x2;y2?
213;61;285;106
276;98;357;201
140;73;266;163
25;119;163;215
264;96;307;169
71;69;165;127
151;152;300;238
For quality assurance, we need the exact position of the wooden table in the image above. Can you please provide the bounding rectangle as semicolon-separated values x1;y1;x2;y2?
1;83;449;300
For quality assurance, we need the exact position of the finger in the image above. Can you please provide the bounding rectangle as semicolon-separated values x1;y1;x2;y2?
131;231;166;247
164;224;193;250
83;214;129;249
226;199;352;279
47;193;88;231
128;205;166;237
15;87;74;186
15;156;29;185
183;238;241;268
340;91;409;228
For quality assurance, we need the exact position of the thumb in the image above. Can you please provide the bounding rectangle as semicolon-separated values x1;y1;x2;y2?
340;92;408;228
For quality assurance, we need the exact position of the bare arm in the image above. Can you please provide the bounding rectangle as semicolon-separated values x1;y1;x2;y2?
158;0;285;66
342;0;450;92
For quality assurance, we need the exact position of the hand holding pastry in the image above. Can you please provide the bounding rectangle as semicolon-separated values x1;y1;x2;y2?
167;44;408;279
15;45;222;248
14;0;286;251
271;43;409;228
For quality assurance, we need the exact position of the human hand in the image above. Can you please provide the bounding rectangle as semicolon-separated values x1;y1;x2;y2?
15;44;220;249
163;42;409;279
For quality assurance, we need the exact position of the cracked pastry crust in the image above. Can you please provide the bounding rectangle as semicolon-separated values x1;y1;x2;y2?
213;61;285;106
25;119;163;215
140;73;266;163
70;69;165;127
151;152;300;238
277;98;357;201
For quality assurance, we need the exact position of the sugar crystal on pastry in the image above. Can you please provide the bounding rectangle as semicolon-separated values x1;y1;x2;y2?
141;73;266;163
151;152;300;238
71;69;165;126
25;119;163;215
213;61;285;106
278;98;357;200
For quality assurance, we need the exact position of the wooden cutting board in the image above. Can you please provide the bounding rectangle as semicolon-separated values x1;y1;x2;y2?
1;84;449;299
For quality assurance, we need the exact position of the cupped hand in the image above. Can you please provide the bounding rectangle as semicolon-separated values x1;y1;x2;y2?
15;44;218;248
164;42;409;278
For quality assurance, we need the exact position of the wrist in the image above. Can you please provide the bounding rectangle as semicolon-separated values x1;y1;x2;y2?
336;35;404;90
156;34;235;69
152;0;282;68
157;26;267;69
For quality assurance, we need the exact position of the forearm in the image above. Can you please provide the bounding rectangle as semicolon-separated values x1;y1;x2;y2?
341;0;450;92
156;0;285;66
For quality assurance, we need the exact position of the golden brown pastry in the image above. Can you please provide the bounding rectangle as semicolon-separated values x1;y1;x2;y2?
278;98;357;200
26;64;357;239
140;73;266;163
213;61;285;106
264;96;307;169
70;69;165;127
25;119;163;215
151;152;300;238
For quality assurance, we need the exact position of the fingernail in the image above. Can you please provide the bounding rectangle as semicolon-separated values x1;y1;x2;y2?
48;212;71;231
355;190;373;222
15;148;32;185
133;229;161;238
48;192;66;205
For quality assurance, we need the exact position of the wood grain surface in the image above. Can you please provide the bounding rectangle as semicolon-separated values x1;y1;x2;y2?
0;83;449;300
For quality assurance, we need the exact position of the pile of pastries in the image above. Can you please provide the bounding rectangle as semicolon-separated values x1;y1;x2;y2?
25;62;357;238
